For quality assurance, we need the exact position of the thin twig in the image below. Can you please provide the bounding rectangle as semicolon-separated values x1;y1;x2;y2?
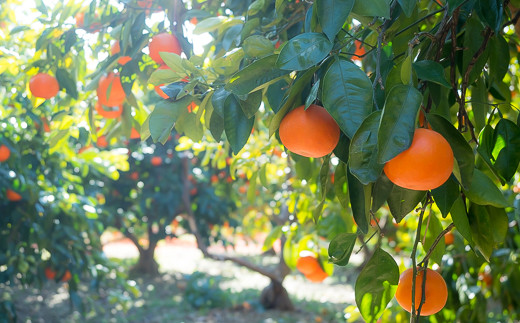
418;223;455;267
355;230;379;254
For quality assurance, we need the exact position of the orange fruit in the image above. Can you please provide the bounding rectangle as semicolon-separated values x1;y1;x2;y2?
29;73;60;99
279;104;340;158
395;268;448;316
211;175;218;183
75;12;85;28
305;268;328;283
149;33;182;65
478;272;493;287
97;73;126;107
352;40;366;61
444;231;454;245
95;102;123;119
383;128;454;191
44;267;56;280
61;270;72;282
190;17;198;25
151;156;162;166
130;128;140;139
6;189;22;202
97;136;108;148
238;186;247;194
418;110;432;129
129;172;139;180
296;256;322;275
110;41;132;65
0;145;10;162
190;188;198;195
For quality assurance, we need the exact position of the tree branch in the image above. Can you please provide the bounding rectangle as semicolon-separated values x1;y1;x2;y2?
418;223;455;267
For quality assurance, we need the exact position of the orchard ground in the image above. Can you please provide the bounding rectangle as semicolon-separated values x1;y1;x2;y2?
7;233;361;323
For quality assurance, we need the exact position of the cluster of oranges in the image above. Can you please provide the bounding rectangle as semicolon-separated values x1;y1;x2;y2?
295;254;329;283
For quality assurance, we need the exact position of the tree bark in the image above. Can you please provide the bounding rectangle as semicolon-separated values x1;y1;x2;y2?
130;246;159;276
260;280;294;311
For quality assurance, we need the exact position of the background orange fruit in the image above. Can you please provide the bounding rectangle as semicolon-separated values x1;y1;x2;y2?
0;145;10;162
6;189;22;202
395;268;448;316
296;256;322;275
279;104;340;158
29;73;60;99
149;33;182;65
383;128;454;191
151;156;162;166
444;231;454;245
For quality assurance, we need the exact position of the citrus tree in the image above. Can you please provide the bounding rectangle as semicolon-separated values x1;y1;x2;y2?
2;0;520;321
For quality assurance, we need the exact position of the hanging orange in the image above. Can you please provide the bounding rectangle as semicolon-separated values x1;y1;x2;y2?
130;128;140;139
383;128;454;191
6;189;22;202
305;268;328;283
29;73;60;99
95;102;123;119
149;33;182;65
97;73;126;107
296;256;322;275
279;104;340;158
352;40;366;61
395;268;448;316
0;145;10;162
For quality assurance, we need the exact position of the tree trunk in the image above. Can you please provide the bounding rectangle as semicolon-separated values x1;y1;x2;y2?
260;280;294;311
130;247;159;276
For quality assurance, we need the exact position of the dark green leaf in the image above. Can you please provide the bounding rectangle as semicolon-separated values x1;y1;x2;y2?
371;174;394;212
238;90;262;119
426;114;475;189
377;85;422;163
450;197;473;244
333;132;350;164
387;186;426;223
468;203;508;261
355;248;399;323
397;0;416;17
209;111;225;142
413;60;451;88
328;233;357;266
224;95;255;154
431;176;459;218
276;33;333;71
266;79;289;114
55;68;78;99
322;58;373;138
352;0;390;18
243;35;275;58
488;35;509;83
305;80;320;109
349;110;384;184
226;55;290;96
320;155;331;200
421;213;445;265
316;0;355;41
475;0;503;33
149;98;190;143
463;169;510;208
462;16;490;85
471;77;488;133
211;87;231;117
347;167;370;234
335;162;349;208
494;119;520;182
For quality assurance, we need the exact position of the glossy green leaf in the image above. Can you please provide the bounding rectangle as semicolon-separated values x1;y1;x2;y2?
468;203;508;261
316;0;355;41
226;55;290;96
427;114;475;189
377;85;422;163
305;80;320;109
371;174;394;212
349;110;384;185
463;169;509;208
450;197;473;244
494;119;520;182
276;33;333;71
475;0;503;33
431;176;460;218
211;87;231;117
471;77;488;133
149;98;190;144
488;35;509;83
420;213;445;265
224;95;255;154
462;16;490;85
387;186;426;223
347;167;370;234
238;90;262;119
413;60;451;88
322;58;373;138
243;35;275;58
328;233;357;266
355;248;399;323
352;0;390;18
333;132;351;164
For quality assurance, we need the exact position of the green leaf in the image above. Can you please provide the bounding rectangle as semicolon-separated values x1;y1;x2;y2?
413;60;451;88
226;55;290;96
211;87;231;117
471;77;488;133
463;169;509;208
468;203;508;261
224;95;255;154
397;0;416;17
420;213;445;265
305;80;320;109
209;110;225;142
387;186;426;223
149;98;190;143
426;114;475;190
377;85;422;163
450;197;473;244
316;0;355;41
349;110;384;185
247;172;258;205
322;58;373;138
488;35;509;83
347;167;370;234
193;17;243;34
355;248;399;323
243;35;274;58
494;119;520;182
334;162;349;208
333;132;350;164
319;155;331;200
276;33;333;71
462;16;490;85
352;0;390;18
400;55;412;85
262;225;283;252
55;68;78;99
178;113;203;142
371;174;394;212
431;177;459;218
238;90;262;119
475;0;503;33
328;233;357;266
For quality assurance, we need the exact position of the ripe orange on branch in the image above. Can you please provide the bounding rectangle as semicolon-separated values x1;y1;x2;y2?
395;268;448;316
296;256;321;275
29;73;60;99
149;33;182;65
97;73;126;107
0;145;10;162
383;128;454;191
279;104;340;158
